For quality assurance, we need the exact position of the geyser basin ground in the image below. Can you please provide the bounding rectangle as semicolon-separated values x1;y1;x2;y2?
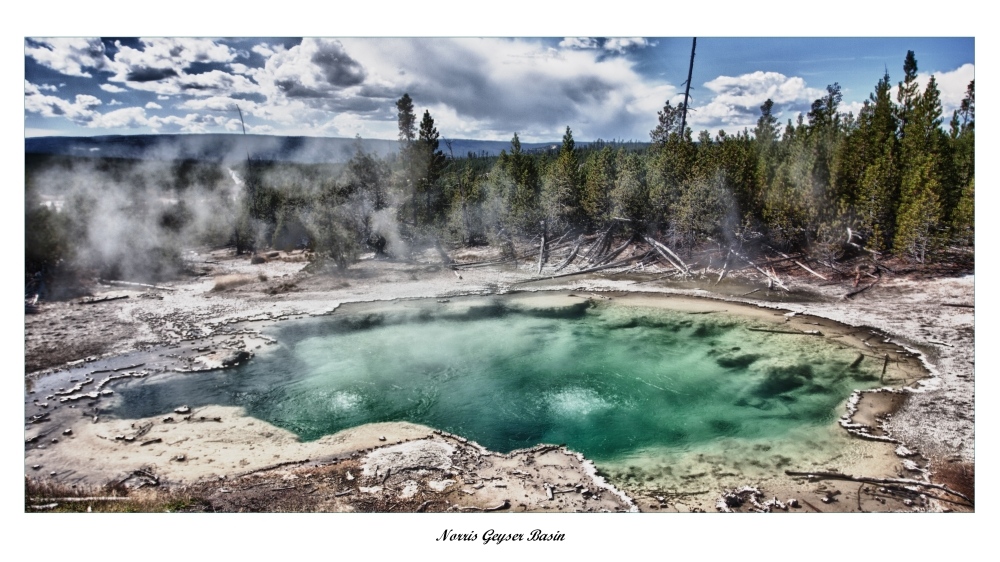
107;292;913;494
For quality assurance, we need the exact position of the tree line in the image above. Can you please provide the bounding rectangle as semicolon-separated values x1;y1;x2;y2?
295;50;973;268
25;50;974;284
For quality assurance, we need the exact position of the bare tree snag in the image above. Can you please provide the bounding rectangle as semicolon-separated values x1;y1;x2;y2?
537;220;547;274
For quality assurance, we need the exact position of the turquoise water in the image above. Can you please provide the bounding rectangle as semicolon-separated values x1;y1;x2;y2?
112;296;881;462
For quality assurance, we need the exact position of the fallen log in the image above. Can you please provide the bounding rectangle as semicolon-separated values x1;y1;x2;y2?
582;228;613;264
725;246;788;291
553;236;585;272
941;303;974;309
749;327;823;336
78;295;129;305
845;278;879;299
30;496;130;503
643;235;690;275
99;279;175;291
784;470;973;506
594;234;636;267
510;256;635;285
716;251;731;285
793;260;828;281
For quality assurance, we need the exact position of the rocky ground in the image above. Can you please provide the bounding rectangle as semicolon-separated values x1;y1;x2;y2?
23;244;975;513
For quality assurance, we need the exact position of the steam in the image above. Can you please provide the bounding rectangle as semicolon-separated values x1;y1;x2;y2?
26;135;411;283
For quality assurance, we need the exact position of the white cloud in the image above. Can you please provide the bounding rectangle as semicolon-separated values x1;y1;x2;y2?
145;102;162;109
336;37;675;141
559;37;599;50
252;43;278;58
109;99;123;106
923;63;975;115
100;83;126;93
25;37;109;77
111;38;236;71
603;38;652;53
24;80;102;122
704;71;822;109
86;107;149;129
37;83;58;92
157;95;170;100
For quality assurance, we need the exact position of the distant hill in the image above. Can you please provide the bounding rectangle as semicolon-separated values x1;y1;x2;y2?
23;134;615;164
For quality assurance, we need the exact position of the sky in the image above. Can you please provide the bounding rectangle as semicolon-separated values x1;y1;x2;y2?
24;36;974;143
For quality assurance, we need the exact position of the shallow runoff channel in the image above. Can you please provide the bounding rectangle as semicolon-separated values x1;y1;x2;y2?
108;292;921;494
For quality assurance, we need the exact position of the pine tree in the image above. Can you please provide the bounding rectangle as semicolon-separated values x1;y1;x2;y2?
949;80;975;244
608;149;648;227
894;61;946;260
395;93;418;226
843;71;900;252
415;109;446;225
580;146;616;227
541;127;583;230
496;132;540;230
650;100;683;146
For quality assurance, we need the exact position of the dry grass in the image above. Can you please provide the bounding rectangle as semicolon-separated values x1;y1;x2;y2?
25;478;209;513
211;274;256;292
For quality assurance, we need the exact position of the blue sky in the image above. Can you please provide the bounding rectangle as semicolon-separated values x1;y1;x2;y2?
23;34;975;143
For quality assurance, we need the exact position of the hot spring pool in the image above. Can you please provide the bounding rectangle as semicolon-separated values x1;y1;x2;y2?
110;293;889;468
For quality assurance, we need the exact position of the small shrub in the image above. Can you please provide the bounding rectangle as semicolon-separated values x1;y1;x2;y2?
211;274;255;292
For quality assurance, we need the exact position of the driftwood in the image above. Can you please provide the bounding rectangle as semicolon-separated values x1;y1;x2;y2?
941;302;974;309
510;256;635;285
726;246;788;291
846;277;879;299
582;228;613;264
793;260;828;280
553;236;585;272
594;234;636;267
784;470;973;506
716;251;730;285
29;496;130;503
99;279;175;291
748;327;822;336
79;295;129;305
643;235;689;276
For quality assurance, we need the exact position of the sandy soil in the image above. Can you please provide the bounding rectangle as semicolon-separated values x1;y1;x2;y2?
23;245;975;512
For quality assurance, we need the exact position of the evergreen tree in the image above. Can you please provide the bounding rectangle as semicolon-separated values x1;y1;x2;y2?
608;149;648;227
395;93;419;226
496;132;540;230
851;71;901;251
541;127;583;230
949;80;975;243
415;110;447;225
894;62;946;260
580;146;616;227
396;93;416;144
650;100;683;146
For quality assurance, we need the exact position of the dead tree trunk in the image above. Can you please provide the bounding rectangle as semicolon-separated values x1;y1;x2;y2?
537;220;547;274
553;236;585;272
643;235;689;276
